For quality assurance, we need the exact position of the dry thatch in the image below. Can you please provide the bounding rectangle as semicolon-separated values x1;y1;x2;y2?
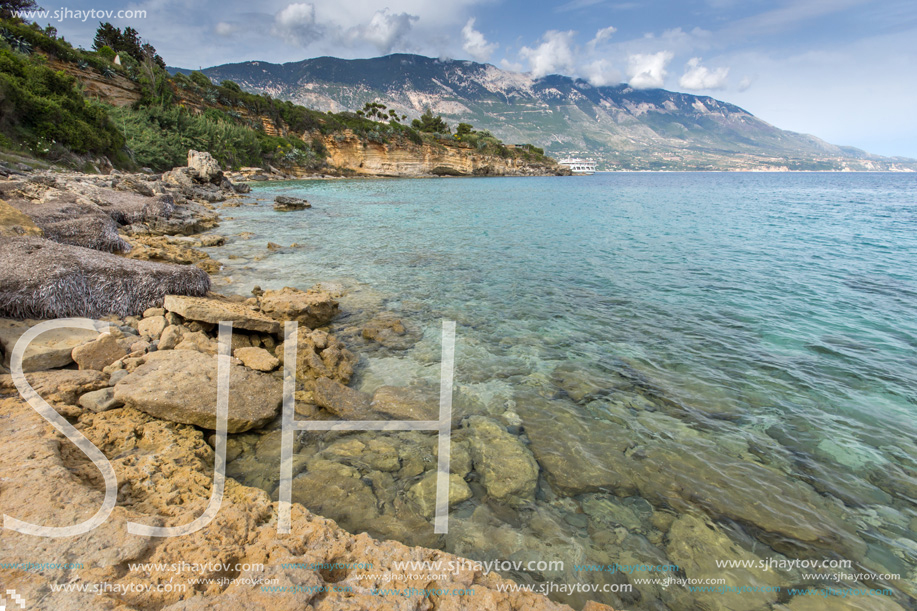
6;194;130;253
0;236;211;319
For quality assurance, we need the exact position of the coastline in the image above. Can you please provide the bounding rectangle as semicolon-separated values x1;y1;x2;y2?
0;156;594;610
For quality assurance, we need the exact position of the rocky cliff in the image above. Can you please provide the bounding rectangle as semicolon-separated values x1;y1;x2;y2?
320;131;568;177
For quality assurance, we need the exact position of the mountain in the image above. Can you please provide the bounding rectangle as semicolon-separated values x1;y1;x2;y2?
174;54;915;171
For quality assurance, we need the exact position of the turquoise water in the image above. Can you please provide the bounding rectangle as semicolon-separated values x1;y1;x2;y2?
210;173;917;609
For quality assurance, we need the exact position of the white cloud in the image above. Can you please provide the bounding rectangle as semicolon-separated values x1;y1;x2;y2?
273;3;323;45
461;18;497;62
214;22;238;36
583;58;622;86
349;9;418;54
626;51;673;88
678;57;730;90
520;30;577;78
587;25;617;49
737;76;753;91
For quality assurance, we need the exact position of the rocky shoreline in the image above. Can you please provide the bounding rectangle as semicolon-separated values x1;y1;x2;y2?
0;154;600;610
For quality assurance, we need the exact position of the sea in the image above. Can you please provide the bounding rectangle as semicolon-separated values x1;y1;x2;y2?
205;172;917;610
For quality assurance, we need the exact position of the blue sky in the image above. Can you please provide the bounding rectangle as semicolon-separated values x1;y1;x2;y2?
38;1;917;157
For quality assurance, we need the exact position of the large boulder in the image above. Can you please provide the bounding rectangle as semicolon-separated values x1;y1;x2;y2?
163;295;281;334
0;318;99;372
464;416;539;505
259;287;339;328
113;350;282;433
0;237;210;319
187;150;223;184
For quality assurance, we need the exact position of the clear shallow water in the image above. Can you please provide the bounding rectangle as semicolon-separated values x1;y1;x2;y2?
210;173;917;609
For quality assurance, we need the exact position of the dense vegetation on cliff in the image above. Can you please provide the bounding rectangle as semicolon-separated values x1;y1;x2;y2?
0;18;552;173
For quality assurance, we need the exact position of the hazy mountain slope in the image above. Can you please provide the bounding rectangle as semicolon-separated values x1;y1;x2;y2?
174;54;915;171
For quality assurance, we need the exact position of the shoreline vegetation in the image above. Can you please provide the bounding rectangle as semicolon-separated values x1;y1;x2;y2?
0;151;586;610
0;17;568;178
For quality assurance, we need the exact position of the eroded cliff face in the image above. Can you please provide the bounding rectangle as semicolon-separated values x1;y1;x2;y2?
47;58;143;108
321;131;568;177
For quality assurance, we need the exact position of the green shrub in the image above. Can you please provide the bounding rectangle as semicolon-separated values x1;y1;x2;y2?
189;71;211;88
96;45;115;61
0;48;124;157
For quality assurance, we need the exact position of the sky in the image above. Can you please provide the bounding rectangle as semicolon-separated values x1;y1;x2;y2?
35;0;917;157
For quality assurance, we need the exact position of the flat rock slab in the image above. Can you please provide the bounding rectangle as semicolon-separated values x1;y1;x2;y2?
114;350;282;432
163;295;281;334
0;369;108;405
259;287;339;328
0;318;99;372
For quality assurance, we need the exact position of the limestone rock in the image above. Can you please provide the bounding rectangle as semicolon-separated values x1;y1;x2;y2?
311;377;376;420
361;314;421;350
666;514;782;611
371;385;438;421
408;472;473;517
71;333;128;370
273;195;311;211
294;328;357;384
518;393;867;558
187;150;223;184
163;295;281;334
158;324;184;350
0;318;99;372
174;330;217;354
137;315;167;339
113;350;282;432
465;416;539;505
78;387;123;412
235;346;280;372
259;287;339;328
0;393;578;611
0;369;108;405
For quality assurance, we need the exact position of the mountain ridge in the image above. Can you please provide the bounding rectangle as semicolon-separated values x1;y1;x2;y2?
171;54;916;171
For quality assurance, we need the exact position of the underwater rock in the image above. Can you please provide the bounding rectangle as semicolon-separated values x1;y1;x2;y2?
464;416;538;505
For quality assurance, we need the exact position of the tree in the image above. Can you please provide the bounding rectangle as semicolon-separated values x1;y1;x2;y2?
456;122;474;137
92;22;164;67
411;109;450;134
0;0;40;20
